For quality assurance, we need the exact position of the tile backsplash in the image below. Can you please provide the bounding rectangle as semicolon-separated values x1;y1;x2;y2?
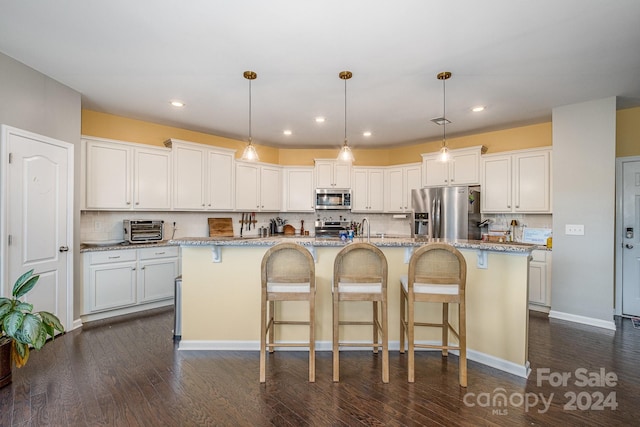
80;210;551;243
80;210;417;242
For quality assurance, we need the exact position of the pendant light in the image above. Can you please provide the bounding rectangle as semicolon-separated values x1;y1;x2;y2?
241;70;259;162
337;70;355;163
437;71;452;162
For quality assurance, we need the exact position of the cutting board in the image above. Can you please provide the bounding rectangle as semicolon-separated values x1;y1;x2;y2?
208;218;234;237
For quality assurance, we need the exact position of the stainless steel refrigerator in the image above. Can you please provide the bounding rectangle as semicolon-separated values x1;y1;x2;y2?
411;186;481;240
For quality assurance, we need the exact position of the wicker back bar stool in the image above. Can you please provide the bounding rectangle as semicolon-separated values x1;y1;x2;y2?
400;243;468;386
260;242;316;383
332;243;389;383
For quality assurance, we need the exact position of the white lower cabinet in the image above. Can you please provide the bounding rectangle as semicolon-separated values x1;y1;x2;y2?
138;247;180;303
529;250;552;311
82;246;180;321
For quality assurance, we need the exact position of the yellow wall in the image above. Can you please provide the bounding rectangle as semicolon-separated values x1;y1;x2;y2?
82;107;640;165
617;106;640;157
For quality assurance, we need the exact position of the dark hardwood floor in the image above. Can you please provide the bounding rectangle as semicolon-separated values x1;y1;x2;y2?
1;308;638;426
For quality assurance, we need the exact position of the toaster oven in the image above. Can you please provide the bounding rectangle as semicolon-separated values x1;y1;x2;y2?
123;220;164;243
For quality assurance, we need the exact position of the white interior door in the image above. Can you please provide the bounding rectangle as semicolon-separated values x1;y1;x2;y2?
622;160;640;316
1;125;73;330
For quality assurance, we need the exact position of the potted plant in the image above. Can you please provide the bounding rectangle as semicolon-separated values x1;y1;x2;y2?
0;269;64;388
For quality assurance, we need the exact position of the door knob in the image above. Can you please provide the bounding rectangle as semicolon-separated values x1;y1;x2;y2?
59;246;69;252
625;243;634;249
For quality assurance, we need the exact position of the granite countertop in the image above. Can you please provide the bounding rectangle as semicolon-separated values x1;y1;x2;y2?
168;236;540;253
80;240;178;253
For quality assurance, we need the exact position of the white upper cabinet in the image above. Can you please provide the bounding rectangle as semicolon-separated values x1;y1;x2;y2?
84;137;171;210
315;159;351;188
166;139;235;211
422;146;485;187
282;167;315;212
235;161;282;211
351;168;384;212
207;149;235;210
383;163;421;212
481;148;552;213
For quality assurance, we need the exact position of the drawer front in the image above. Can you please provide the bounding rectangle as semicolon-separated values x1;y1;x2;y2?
531;249;547;263
138;246;179;260
90;249;136;264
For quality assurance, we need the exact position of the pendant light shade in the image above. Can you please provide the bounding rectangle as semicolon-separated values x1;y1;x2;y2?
437;71;452;162
241;70;259;162
337;70;355;163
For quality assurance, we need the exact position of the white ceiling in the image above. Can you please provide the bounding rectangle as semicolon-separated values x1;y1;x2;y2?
1;1;639;149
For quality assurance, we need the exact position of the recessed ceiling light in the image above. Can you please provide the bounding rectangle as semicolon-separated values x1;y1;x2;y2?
472;106;485;112
315;117;326;123
363;131;372;137
283;130;292;136
170;101;185;107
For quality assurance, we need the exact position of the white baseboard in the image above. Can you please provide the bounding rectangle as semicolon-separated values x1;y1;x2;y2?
178;339;530;378
528;304;550;314
548;310;616;330
80;299;173;323
71;318;83;331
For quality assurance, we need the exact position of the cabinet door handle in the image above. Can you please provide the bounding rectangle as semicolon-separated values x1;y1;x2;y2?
132;267;136;271
135;202;139;205
108;256;121;259
141;266;145;270
155;252;165;255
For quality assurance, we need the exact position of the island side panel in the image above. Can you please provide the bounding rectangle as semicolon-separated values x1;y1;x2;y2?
461;249;530;367
181;246;266;342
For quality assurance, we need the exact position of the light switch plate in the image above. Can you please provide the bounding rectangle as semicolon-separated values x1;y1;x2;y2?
565;224;585;235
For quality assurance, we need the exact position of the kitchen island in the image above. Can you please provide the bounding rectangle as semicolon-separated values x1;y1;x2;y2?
171;236;536;378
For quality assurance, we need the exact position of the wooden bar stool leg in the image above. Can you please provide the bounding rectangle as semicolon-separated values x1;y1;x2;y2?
269;300;276;353
309;295;316;383
372;301;379;354
442;302;449;357
399;286;406;354
382;297;389;383
408;292;415;383
332;293;340;382
260;293;267;383
459;300;467;387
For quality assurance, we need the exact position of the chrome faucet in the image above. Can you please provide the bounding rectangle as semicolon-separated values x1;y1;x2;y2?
361;217;370;243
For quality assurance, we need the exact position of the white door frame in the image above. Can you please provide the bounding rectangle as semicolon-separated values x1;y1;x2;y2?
614;155;640;316
0;124;74;329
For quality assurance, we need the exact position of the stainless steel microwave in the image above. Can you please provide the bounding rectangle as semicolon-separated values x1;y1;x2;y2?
315;189;351;210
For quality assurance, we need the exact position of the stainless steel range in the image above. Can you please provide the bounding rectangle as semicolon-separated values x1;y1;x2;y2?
314;219;350;238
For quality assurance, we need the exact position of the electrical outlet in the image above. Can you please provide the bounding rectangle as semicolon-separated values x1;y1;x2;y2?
565;224;584;235
94;221;102;231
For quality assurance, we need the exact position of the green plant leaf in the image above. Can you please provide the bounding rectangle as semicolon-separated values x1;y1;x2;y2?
14;302;33;313
13;274;39;299
12;340;28;367
12;269;34;293
39;311;64;333
21;313;42;345
42;322;54;338
33;321;48;349
3;310;24;337
0;298;12;317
